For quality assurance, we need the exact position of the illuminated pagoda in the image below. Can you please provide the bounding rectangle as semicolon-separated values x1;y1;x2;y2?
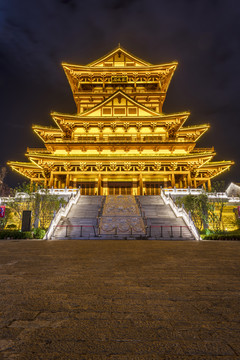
8;45;233;195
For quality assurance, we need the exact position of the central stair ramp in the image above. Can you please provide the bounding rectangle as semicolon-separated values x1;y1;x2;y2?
51;195;104;239
137;195;194;240
98;195;146;239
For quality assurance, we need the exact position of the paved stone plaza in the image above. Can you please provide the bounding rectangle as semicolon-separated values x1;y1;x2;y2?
0;239;240;359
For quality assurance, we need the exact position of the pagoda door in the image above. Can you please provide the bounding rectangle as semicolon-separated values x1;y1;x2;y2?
79;182;95;195
108;182;133;195
145;182;161;195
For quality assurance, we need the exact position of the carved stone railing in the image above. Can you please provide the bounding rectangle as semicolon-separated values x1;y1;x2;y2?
38;188;79;196
162;188;238;201
44;189;81;240
162;187;203;196
161;190;201;241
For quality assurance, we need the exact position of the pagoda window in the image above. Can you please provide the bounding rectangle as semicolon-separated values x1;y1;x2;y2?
143;135;164;142
128;107;137;115
82;85;92;91
102;107;112;115
126;62;134;66
114;108;126;115
109;135;131;142
104;62;113;66
78;136;96;142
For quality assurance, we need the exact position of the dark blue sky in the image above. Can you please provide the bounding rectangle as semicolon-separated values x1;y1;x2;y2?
0;0;239;186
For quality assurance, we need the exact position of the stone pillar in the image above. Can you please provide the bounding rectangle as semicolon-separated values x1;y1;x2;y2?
66;173;70;188
139;173;143;195
102;180;108;195
171;173;175;187
207;178;211;191
98;174;102;195
49;172;54;188
54;177;58;189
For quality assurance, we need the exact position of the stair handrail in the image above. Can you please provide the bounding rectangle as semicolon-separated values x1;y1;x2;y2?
135;196;147;231
44;189;81;240
97;196;106;220
161;190;201;241
97;196;106;230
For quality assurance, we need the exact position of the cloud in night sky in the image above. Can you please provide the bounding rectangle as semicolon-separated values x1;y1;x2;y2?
0;0;239;185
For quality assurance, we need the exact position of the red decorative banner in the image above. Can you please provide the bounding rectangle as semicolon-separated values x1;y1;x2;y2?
0;206;6;218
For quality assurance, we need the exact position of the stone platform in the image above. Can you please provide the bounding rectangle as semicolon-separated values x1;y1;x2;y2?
0;239;240;359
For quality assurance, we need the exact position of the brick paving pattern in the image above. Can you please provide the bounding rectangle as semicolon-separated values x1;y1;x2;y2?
0;239;239;359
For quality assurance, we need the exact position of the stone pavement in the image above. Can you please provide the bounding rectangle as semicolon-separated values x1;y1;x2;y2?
0;239;240;359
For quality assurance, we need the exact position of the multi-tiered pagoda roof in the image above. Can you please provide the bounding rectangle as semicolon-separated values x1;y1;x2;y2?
8;45;233;195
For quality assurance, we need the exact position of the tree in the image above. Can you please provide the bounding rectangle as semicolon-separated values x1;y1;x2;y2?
37;189;66;229
0;167;12;196
7;182;66;230
176;194;209;230
208;181;226;231
0;207;11;230
175;181;228;232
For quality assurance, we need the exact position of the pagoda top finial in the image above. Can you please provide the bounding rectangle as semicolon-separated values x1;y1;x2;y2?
118;42;121;48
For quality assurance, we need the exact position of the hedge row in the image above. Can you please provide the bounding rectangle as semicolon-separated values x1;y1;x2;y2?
0;228;46;239
203;234;240;240
0;230;33;239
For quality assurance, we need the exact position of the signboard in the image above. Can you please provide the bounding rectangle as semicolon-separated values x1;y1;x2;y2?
238;206;240;218
0;206;6;218
111;76;128;83
21;210;31;232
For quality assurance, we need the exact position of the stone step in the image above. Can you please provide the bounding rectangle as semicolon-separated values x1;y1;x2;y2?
137;195;193;239
52;195;104;239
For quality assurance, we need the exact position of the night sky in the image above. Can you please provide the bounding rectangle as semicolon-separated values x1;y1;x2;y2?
0;0;239;187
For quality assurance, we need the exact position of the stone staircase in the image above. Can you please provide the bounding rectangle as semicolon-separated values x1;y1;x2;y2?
51;194;194;240
52;195;104;239
137;195;194;240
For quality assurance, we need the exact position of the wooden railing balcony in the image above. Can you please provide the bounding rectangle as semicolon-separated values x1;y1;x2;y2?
27;148;51;153
63;135;196;144
191;147;214;153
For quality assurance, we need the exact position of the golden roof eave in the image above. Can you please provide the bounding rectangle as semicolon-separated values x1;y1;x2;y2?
26;151;215;162
33;127;62;143
178;123;210;131
51;110;190;121
62;62;178;72
87;45;152;66
7;161;39;168
177;123;210;141
200;160;234;168
7;161;43;179
196;161;234;179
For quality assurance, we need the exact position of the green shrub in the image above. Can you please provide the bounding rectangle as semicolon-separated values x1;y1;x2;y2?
33;228;46;239
203;234;240;240
22;231;34;239
0;230;33;239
